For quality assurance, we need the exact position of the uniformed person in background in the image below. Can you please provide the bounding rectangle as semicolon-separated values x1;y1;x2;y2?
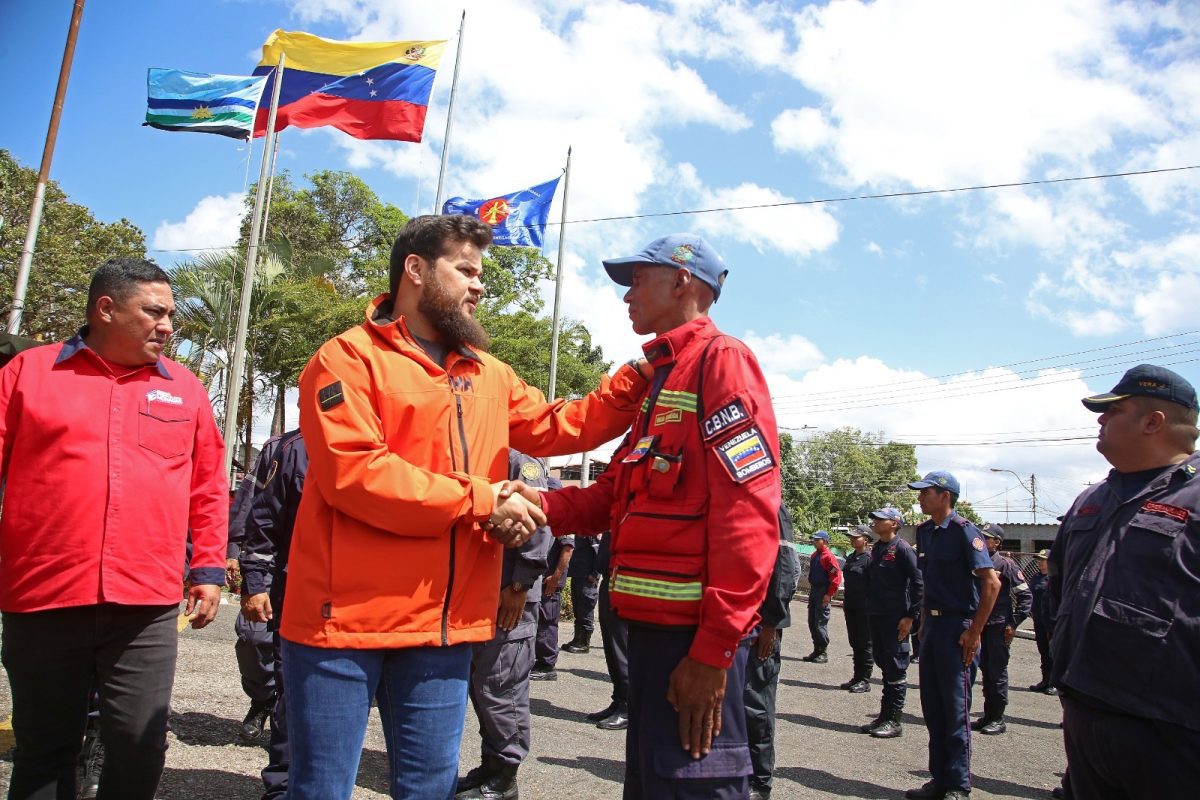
744;506;801;800
1026;550;1056;695
839;525;873;692
861;506;922;740
801;530;842;664
972;523;1032;736
561;534;600;654
905;471;999;800
1051;364;1200;799
588;532;631;731
456;451;555;800
531;501;571;682
241;427;307;800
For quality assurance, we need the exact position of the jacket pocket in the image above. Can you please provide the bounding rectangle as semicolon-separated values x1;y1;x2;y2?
610;551;704;623
653;742;752;780
138;399;193;459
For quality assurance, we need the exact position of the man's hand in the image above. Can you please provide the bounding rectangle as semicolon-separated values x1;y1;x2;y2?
486;483;546;548
821;594;831;607
544;569;566;596
1004;625;1016;646
666;656;726;759
497;586;527;631
185;584;221;629
225;557;240;588
755;625;778;661
242;592;273;623
495;480;543;506
959;625;983;667
631;357;653;380
586;574;599;587
897;616;913;642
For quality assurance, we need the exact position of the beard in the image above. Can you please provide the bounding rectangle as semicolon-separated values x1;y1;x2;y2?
417;268;490;351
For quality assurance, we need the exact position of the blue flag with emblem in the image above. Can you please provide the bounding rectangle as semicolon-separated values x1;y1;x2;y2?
441;176;561;248
145;68;269;140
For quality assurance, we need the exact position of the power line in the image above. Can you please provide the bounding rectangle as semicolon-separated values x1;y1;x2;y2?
142;164;1200;254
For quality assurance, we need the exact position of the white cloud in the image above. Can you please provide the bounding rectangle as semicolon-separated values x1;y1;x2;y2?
152;193;246;255
982;273;1002;285
742;331;824;375
865;241;883;257
771;107;835;154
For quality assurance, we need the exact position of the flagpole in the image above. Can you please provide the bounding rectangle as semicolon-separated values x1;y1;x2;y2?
7;0;86;335
433;10;466;213
546;147;572;400
222;55;285;478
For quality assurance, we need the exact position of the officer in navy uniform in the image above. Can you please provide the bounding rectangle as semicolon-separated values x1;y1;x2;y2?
801;530;841;663
1026;550;1056;694
562;532;600;654
744;506;801;800
971;523;1032;736
905;471;999;800
839;525;873;692
456;451;554;800
588;531;631;731
1051;365;1200;799
861;506;922;740
531;511;571;682
240;428;307;800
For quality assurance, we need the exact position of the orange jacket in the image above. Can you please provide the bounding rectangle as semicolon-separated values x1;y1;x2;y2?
281;296;645;649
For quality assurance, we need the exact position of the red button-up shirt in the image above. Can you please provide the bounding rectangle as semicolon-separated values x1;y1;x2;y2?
0;333;228;612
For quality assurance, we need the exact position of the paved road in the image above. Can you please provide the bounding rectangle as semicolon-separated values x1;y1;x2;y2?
1;597;1066;798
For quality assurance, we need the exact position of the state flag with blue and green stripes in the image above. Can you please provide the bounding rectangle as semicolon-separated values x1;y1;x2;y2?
145;68;268;140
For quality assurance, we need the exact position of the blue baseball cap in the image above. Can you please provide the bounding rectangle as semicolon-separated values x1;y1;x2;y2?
812;530;831;541
908;470;961;495
849;524;873;541
981;522;1005;540
603;234;729;301
1082;364;1198;412
869;507;905;525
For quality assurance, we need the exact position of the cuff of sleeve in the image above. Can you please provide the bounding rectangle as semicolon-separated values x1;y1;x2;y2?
610;363;649;408
687;626;737;670
511;564;543;587
189;567;226;586
226;542;241;559
469;475;495;522
541;490;565;529
242;569;269;596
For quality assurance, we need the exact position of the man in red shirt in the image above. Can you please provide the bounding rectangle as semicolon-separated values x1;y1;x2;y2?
503;233;782;799
801;530;843;663
0;258;228;800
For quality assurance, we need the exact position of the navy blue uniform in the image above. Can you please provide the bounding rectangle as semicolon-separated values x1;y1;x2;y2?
805;548;840;656
916;514;994;794
744;507;800;798
841;549;873;684
565;535;600;647
976;552;1031;726
240;429;307;800
1028;570;1053;686
534;530;573;671
596;532;631;711
867;537;922;718
1050;454;1200;799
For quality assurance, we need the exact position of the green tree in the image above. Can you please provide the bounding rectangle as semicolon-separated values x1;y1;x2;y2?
782;427;920;535
0;150;147;340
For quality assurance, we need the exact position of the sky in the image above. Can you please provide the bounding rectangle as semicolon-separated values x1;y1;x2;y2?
3;0;1199;526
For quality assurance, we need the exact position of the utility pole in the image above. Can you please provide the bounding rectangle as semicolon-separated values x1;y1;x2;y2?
1030;473;1037;524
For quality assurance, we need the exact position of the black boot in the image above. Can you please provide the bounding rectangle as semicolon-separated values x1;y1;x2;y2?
971;697;994;731
456;755;502;796
870;707;903;739
860;701;886;734
474;762;519;800
561;634;590;654
801;649;828;663
979;701;1007;735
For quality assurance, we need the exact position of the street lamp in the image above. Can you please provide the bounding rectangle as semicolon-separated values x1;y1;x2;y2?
990;468;1037;524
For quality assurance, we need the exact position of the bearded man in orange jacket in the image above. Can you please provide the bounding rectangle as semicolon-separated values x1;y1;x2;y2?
279;214;648;799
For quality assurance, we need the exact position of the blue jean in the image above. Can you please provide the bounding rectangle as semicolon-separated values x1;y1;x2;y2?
281;639;472;800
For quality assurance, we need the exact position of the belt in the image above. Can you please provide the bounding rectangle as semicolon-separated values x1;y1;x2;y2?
926;609;969;617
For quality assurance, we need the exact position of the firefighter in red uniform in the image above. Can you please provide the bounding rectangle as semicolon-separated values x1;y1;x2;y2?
503;234;781;800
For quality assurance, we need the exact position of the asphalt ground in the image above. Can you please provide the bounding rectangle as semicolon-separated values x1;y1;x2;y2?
0;597;1067;799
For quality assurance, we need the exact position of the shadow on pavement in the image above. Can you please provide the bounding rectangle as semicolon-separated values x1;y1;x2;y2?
168;711;264;749
530;697;600;724
775;764;896;799
557;667;613;684
999;713;1063;732
776;711;863;735
539;754;625;784
159;767;264;799
355;748;391;794
780;677;850;692
971;773;1051;798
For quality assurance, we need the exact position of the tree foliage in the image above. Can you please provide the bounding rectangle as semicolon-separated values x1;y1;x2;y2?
0;150;147;340
779;427;920;537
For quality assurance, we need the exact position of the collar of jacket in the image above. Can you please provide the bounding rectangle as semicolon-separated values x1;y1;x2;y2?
641;315;717;368
363;293;483;368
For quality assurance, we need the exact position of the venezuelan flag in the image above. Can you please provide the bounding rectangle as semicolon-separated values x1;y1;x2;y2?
252;30;446;142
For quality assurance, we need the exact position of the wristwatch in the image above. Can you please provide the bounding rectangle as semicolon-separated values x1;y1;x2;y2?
509;580;533;593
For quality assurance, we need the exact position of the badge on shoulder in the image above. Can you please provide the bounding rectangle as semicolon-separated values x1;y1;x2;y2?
714;425;775;483
319;381;344;412
702;397;752;442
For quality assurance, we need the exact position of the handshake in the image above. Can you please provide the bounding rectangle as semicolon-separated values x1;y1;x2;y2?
485;481;547;548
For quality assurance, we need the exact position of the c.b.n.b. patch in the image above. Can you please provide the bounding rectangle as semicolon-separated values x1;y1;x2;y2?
714;425;776;483
318;381;344;412
702;398;751;441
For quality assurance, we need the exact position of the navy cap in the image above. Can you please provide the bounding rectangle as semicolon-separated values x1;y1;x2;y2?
1035;549;1050;560
1082;364;1198;412
869;507;906;525
981;522;1004;540
812;530;831;541
603;234;729;301
849;524;873;541
908;470;961;495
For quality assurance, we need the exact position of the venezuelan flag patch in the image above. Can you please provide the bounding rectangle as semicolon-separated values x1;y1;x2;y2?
714;425;776;483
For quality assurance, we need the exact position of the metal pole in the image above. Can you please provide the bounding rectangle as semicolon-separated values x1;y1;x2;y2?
432;10;466;213
1030;474;1037;524
7;0;86;334
222;55;285;478
580;451;591;488
546;146;572;400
